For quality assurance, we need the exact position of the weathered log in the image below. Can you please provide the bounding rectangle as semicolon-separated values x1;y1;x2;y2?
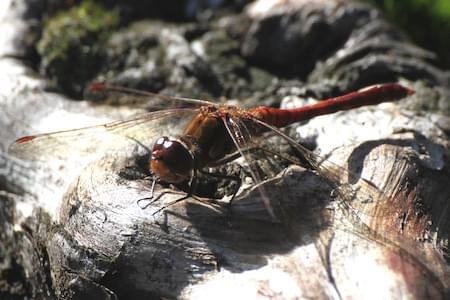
0;0;449;299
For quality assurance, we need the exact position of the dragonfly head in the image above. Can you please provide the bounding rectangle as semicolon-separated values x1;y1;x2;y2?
150;136;195;183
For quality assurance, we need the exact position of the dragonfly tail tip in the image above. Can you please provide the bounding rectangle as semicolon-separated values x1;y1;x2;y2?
15;135;35;144
406;87;415;96
89;82;106;92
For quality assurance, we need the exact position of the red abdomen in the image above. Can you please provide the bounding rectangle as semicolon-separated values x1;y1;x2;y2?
249;83;414;128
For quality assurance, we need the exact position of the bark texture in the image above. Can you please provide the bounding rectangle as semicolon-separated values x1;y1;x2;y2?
1;0;449;299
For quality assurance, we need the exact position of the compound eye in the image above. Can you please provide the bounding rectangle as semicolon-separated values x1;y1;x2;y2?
152;137;188;162
150;137;193;182
152;136;170;152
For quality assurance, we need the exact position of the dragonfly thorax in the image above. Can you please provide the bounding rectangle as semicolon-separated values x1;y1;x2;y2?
150;136;195;183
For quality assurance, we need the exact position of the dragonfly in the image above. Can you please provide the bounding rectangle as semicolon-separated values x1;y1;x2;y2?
9;82;413;217
11;82;447;293
9;83;414;215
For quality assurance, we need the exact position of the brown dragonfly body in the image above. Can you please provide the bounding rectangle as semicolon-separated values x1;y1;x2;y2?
149;83;413;185
9;83;447;296
9;82;414;211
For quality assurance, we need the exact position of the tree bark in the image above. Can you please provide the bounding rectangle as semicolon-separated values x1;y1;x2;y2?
1;0;449;299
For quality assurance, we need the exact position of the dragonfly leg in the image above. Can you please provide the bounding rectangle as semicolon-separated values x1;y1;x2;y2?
198;168;242;209
150;193;191;216
137;179;160;209
208;145;261;167
141;167;242;216
136;178;186;209
148;169;199;215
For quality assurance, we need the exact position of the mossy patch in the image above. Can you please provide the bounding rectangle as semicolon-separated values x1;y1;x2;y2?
366;0;450;68
38;1;119;98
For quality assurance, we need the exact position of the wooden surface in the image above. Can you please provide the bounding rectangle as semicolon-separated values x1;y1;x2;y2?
0;0;449;299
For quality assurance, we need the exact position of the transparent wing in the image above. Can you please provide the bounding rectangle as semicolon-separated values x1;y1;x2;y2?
87;83;213;110
221;111;384;222
9;108;200;161
245;117;444;289
223;114;287;220
249;117;390;216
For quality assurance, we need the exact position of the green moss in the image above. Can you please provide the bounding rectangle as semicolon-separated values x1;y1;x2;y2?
366;0;450;69
38;0;119;97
